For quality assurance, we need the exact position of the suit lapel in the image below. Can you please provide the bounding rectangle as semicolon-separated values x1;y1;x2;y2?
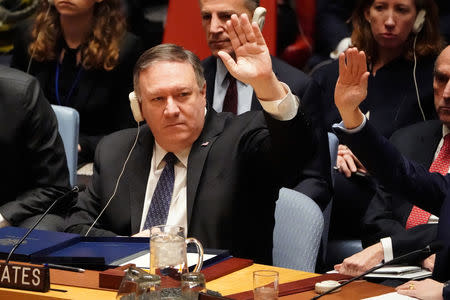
421;121;443;168
186;110;225;227
127;126;154;234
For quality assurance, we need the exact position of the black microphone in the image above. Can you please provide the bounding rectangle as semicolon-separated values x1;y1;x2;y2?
5;184;86;264
311;241;444;300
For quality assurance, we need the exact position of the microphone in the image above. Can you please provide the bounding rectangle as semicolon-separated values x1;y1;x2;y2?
311;241;444;300
5;184;86;264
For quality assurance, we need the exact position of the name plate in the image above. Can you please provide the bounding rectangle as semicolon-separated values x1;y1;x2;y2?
0;262;49;292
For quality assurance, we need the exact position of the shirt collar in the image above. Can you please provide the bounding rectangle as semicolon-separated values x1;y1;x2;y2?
154;142;191;168
443;125;450;138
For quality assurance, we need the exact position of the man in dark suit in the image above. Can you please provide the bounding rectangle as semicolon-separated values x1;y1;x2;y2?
1;65;70;230
333;46;450;298
335;120;441;276
65;15;316;264
199;0;332;210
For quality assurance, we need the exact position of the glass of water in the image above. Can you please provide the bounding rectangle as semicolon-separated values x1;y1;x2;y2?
181;272;206;300
150;225;203;298
253;270;279;300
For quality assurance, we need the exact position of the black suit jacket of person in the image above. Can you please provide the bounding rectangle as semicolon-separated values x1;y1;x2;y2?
362;120;441;260
0;65;71;225
202;55;332;210
10;22;143;164
336;121;450;282
65;105;315;264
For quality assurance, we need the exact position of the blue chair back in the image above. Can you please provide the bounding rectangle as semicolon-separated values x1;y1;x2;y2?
273;188;324;272
320;132;340;264
51;105;79;187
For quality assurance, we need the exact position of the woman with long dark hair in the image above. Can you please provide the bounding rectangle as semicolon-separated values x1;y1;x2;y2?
11;0;143;165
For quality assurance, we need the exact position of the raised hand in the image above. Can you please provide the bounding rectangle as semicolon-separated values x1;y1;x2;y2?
334;47;370;129
218;13;285;101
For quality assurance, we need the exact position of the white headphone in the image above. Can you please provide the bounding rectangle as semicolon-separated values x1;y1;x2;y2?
412;9;426;34
129;91;143;123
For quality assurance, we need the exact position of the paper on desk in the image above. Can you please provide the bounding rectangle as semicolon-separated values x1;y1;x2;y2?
120;252;216;269
365;265;431;280
363;292;416;299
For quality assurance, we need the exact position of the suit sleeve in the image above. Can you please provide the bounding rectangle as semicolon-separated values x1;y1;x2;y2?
0;76;71;224
335;121;447;216
363;186;438;260
292;80;332;210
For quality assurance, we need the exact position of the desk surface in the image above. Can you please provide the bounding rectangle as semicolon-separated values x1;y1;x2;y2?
281;281;394;299
0;264;395;299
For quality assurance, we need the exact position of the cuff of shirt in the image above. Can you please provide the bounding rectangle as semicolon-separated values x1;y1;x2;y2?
0;213;11;228
259;82;299;121
380;237;394;262
332;116;367;133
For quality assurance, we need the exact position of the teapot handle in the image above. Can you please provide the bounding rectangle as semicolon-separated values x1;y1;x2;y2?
186;237;204;272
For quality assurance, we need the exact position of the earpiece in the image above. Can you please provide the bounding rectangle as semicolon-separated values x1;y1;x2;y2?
412;9;426;34
252;7;266;31
129;91;144;123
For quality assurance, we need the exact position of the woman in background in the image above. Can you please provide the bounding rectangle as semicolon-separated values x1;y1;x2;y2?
11;0;143;165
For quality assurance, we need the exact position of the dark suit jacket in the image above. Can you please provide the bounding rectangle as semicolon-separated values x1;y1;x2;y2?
362;120;440;259
10;23;143;164
0;65;71;225
65;106;315;264
336;121;450;281
202;55;332;210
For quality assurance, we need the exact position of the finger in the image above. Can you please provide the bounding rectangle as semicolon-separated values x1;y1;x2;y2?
396;290;416;297
338;52;347;82
357;50;368;77
226;18;242;51
339;160;352;177
230;14;246;46
396;280;416;290
218;50;237;75
334;264;341;271
240;13;256;43
252;21;266;46
343;154;358;172
349;48;358;78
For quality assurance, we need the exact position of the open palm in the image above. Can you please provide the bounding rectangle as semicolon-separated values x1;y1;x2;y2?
334;48;370;113
218;14;272;86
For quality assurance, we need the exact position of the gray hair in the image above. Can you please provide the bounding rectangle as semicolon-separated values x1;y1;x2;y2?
133;44;206;100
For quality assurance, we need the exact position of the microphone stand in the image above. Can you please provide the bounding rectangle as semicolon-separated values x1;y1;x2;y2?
5;185;84;264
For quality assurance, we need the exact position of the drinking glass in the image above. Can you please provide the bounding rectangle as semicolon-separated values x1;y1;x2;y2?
181;272;206;300
117;266;161;300
150;225;203;298
253;270;279;300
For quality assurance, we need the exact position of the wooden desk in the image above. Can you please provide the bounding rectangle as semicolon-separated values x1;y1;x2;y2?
281;281;395;299
0;264;395;299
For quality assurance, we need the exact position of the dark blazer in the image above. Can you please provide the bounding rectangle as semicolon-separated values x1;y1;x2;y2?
65;106;315;264
0;65;70;225
336;121;450;282
362;120;441;258
10;23;143;164
202;55;332;210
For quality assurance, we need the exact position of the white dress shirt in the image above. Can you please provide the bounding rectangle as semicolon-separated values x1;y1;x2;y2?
139;83;299;233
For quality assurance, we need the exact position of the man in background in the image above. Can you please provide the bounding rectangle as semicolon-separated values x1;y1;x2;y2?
198;0;332;210
0;65;70;230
